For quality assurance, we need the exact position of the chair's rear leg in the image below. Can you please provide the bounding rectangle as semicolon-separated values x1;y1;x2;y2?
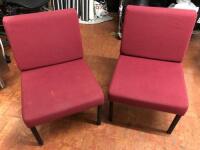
109;101;114;122
30;127;44;145
97;105;102;125
167;115;181;134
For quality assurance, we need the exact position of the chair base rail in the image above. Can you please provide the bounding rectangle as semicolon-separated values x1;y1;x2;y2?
109;101;113;122
97;105;102;125
30;105;103;145
108;101;182;134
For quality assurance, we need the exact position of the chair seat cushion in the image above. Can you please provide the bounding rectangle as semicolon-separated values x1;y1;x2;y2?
22;59;104;127
109;55;188;115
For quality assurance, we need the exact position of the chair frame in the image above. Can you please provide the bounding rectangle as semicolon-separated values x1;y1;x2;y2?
30;105;102;145
108;101;181;134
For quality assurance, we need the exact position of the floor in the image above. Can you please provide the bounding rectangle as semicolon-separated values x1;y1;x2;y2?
0;18;200;150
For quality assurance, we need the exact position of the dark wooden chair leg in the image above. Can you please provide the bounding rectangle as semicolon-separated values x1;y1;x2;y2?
97;105;102;125
167;115;181;134
109;101;113;122
30;127;44;145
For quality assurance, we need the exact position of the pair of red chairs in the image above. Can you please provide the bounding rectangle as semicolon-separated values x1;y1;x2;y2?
3;6;196;145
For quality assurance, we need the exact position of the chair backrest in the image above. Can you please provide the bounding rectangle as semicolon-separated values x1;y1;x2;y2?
121;6;196;62
3;9;83;71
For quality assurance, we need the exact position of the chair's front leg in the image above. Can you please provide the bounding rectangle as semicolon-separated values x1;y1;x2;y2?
167;115;181;134
109;101;114;122
30;127;44;145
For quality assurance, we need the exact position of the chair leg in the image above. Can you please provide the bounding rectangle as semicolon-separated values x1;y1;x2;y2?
97;105;102;125
167;115;181;134
30;127;44;146
109;101;113;122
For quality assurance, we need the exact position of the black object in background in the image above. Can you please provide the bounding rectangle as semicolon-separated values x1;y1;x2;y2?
107;0;119;12
194;9;200;30
192;0;200;30
107;0;170;12
6;0;48;9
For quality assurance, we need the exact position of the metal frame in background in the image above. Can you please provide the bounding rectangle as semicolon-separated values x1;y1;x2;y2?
51;0;95;22
117;0;125;39
51;0;81;17
0;76;5;88
0;38;6;89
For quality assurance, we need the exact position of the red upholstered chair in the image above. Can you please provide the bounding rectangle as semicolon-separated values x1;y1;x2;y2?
109;6;196;133
3;9;104;145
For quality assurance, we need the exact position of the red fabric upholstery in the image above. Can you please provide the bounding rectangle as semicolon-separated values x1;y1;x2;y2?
3;9;104;128
109;55;188;115
22;59;104;127
121;6;196;62
3;9;83;71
